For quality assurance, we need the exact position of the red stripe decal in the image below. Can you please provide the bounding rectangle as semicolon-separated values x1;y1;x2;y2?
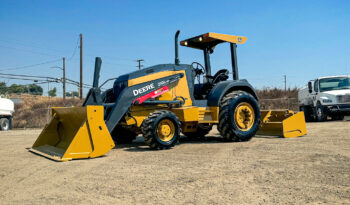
133;86;169;104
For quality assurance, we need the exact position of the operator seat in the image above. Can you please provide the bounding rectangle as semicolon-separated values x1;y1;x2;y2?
194;69;229;99
206;69;229;85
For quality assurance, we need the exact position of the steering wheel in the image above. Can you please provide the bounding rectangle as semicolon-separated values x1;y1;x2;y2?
191;62;205;77
191;62;205;84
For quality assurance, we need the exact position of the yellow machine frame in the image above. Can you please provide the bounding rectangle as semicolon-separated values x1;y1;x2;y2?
29;31;307;162
124;70;220;131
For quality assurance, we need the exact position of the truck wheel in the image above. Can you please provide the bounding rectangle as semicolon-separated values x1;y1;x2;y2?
0;118;10;131
300;106;313;122
141;110;180;149
316;103;327;122
331;115;344;121
111;125;137;144
183;124;212;139
218;91;261;142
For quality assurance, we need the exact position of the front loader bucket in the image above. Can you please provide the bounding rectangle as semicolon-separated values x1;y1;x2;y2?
257;110;307;138
29;106;115;161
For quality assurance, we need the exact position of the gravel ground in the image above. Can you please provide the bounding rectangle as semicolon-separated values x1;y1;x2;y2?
0;120;350;204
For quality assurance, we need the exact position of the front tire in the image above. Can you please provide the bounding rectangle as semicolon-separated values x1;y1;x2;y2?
141;110;181;149
218;91;261;142
316;103;327;122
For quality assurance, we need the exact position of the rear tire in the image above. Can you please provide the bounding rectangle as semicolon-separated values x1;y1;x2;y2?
183;124;212;139
218;91;260;142
300;106;313;122
141;110;180;149
331;115;344;121
0;118;10;131
111;126;137;144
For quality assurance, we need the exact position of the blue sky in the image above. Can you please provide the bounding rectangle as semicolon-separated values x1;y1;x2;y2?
0;0;349;96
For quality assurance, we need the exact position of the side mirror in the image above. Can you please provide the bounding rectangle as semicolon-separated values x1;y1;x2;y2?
307;81;312;93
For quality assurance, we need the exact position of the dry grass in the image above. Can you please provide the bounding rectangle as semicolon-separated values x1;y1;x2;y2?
256;87;299;110
12;95;83;128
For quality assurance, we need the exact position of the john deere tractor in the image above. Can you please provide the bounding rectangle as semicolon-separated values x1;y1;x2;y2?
30;31;306;161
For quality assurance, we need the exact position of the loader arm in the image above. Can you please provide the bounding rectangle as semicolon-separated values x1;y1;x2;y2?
82;57;184;132
104;73;184;132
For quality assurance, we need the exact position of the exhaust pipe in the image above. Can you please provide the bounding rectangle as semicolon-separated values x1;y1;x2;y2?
175;30;180;65
93;57;102;88
83;57;102;106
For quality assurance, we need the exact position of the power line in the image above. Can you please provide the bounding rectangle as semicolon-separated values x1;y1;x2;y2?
0;73;92;88
65;78;92;88
0;35;86;58
0;44;61;58
0;72;55;79
85;53;136;62
103;61;136;67
22;81;56;86
0;34;85;72
0;76;92;90
0;38;68;54
0;59;61;71
67;36;80;61
0;73;57;81
0;76;48;82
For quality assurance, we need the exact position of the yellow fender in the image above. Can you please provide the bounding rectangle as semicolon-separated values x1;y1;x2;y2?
30;106;115;161
257;110;307;138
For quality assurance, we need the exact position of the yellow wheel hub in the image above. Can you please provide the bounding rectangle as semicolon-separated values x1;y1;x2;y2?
234;102;255;131
157;119;175;142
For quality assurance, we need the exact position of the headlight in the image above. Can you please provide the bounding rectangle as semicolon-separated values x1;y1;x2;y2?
322;99;332;103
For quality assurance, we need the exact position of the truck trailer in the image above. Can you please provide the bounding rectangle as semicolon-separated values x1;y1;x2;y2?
0;96;14;130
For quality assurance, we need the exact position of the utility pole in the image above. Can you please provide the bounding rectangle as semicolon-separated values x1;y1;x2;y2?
47;80;50;97
63;57;66;100
283;75;287;91
136;59;144;70
79;33;83;99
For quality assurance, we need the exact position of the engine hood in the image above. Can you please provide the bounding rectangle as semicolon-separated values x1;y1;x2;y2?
322;89;350;96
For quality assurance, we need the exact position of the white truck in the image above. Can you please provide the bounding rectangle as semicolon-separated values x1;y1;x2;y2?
0;96;14;130
298;75;350;122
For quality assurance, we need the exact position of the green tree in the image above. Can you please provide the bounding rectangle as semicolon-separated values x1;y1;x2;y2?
72;91;79;97
28;84;43;95
48;87;57;97
65;91;79;97
8;84;26;94
0;82;7;94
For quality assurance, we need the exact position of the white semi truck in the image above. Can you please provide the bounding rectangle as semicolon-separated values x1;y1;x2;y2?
298;75;350;121
0;96;14;130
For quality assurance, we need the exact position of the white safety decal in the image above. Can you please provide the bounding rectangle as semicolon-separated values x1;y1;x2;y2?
133;83;155;96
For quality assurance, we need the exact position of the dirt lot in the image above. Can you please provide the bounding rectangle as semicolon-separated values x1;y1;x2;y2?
1;120;350;204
